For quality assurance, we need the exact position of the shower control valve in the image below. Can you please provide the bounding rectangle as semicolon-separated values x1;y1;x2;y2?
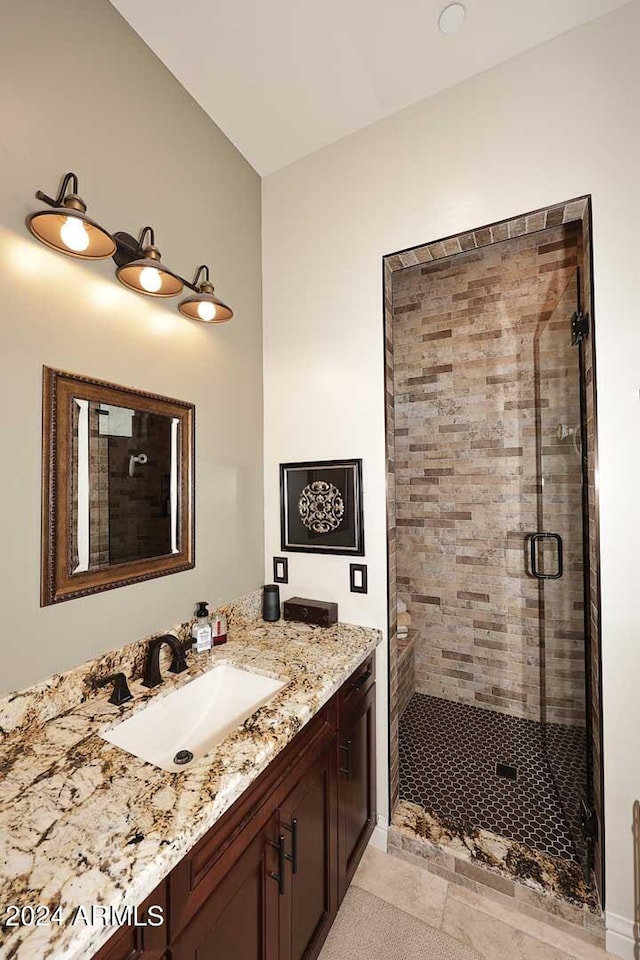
128;452;148;477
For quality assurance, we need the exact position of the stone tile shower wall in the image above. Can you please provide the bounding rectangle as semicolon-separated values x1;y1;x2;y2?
71;403;111;570
384;197;603;902
384;277;401;806
107;412;172;564
391;225;585;726
397;635;416;718
579;213;604;898
89;404;110;568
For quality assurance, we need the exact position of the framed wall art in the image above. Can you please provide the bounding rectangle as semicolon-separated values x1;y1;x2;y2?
280;459;364;556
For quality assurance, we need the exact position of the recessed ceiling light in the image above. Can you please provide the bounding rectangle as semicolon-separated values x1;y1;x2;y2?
438;3;466;35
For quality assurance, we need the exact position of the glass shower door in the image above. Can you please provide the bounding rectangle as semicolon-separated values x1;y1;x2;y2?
533;276;590;875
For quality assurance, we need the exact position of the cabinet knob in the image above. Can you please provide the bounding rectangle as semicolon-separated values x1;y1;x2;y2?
96;672;133;706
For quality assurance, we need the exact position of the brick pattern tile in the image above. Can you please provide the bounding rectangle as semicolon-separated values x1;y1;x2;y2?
578;215;604;896
70;405;173;572
391;224;585;726
384;200;588;276
384;200;601;887
398;632;416;718
88;404;110;568
385;286;401;806
107;412;173;564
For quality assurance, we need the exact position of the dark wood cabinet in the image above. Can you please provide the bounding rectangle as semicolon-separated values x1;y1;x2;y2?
337;683;376;902
278;742;337;960
93;925;142;960
171;814;280;960
95;659;375;960
93;883;167;960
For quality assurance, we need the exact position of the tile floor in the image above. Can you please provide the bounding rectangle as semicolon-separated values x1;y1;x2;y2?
399;693;586;862
331;846;615;960
320;886;482;960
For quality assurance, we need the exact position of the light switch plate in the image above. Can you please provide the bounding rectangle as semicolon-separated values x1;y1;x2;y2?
349;563;367;594
273;556;289;584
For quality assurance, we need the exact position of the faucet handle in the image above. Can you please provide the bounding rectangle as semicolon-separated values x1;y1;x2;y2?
168;646;188;675
96;672;133;706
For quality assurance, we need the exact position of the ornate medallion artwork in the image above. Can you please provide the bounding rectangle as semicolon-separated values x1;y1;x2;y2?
280;459;364;556
299;480;345;533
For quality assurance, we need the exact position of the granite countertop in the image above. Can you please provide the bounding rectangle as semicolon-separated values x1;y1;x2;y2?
0;606;381;960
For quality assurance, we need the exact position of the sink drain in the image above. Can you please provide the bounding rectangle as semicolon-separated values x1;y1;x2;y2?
174;749;194;765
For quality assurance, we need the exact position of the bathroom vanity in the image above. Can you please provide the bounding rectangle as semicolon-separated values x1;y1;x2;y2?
95;653;375;960
0;603;380;960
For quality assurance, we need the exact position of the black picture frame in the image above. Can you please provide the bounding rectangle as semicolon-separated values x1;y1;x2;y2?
280;459;364;556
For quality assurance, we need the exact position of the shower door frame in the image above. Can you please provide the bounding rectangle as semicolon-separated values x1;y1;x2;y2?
382;195;605;903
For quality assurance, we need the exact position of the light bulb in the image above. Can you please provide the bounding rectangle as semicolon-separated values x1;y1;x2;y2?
197;300;216;321
139;266;162;293
60;216;90;253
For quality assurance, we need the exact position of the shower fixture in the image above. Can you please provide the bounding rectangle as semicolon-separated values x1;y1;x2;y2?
129;453;148;478
557;423;582;456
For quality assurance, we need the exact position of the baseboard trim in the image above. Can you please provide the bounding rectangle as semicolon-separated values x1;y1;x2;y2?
369;815;389;852
606;911;636;960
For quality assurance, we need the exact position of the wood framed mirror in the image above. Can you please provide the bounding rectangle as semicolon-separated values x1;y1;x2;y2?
41;367;195;605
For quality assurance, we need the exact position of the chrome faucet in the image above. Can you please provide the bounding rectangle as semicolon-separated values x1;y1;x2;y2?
142;634;188;689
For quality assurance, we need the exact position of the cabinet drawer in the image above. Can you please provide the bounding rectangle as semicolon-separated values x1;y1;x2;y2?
338;654;375;725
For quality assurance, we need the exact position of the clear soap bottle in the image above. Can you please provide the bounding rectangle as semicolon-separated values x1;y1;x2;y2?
191;601;212;653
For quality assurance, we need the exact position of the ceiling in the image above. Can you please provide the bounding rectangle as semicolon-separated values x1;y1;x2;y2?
110;0;629;175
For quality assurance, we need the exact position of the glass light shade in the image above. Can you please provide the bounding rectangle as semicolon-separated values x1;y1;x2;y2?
27;201;115;260
116;250;183;298
178;285;233;323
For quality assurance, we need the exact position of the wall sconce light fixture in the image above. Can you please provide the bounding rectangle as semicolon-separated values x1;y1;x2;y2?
178;265;233;323
27;173;116;260
115;226;183;298
26;172;233;323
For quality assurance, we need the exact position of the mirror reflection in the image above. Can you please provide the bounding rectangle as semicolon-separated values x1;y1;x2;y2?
70;400;181;572
42;367;194;606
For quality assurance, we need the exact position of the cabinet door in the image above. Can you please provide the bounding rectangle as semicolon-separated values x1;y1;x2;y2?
92;882;167;960
171;814;280;960
278;743;337;960
92;926;141;960
338;684;376;902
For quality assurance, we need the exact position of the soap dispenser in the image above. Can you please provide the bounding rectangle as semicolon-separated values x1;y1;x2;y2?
191;601;212;653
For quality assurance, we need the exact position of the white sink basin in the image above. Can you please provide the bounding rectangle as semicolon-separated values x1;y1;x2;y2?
101;664;288;772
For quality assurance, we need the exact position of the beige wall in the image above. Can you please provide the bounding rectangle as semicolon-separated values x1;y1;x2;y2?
0;0;263;692
262;3;640;955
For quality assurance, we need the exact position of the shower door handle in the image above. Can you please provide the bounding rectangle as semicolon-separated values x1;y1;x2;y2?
530;533;563;580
